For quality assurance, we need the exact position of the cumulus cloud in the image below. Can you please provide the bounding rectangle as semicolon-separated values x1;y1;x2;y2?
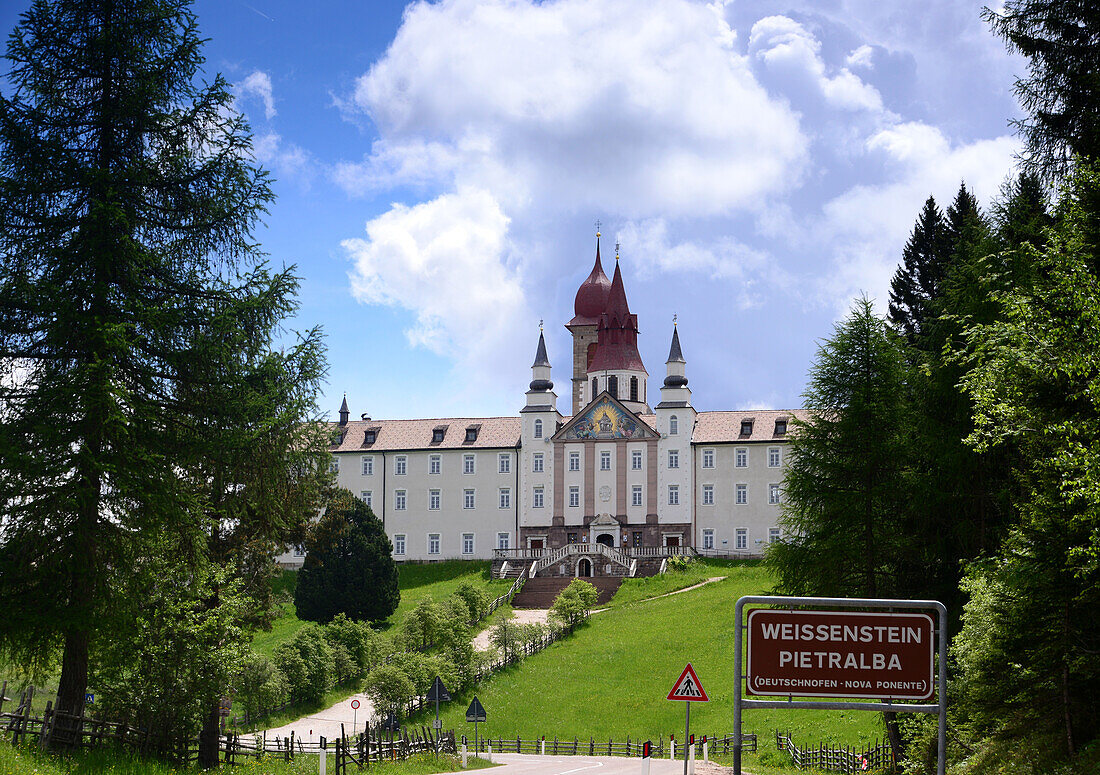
253;131;314;189
238;70;276;120
749;16;883;113
342;0;807;217
816;122;1020;310
343;188;532;384
846;45;875;69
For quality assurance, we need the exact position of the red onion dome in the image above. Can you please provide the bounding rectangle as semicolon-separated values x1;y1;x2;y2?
571;238;611;325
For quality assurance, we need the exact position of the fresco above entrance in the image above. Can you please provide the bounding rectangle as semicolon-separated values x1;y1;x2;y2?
568;397;644;440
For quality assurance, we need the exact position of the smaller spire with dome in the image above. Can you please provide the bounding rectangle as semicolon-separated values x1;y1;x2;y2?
338;393;350;426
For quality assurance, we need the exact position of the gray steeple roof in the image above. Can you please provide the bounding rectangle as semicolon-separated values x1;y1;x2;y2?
532;330;551;368
666;326;685;363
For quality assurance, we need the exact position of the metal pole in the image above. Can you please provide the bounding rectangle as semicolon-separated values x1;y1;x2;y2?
937;605;947;775
733;597;744;775
683;702;689;775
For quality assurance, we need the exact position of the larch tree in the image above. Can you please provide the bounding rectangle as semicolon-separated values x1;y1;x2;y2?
0;0;327;753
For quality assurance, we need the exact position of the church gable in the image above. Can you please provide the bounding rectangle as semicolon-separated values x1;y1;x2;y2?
553;393;657;441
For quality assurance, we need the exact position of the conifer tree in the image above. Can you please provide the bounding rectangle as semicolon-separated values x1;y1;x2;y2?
0;0;328;751
984;0;1100;181
888;196;951;342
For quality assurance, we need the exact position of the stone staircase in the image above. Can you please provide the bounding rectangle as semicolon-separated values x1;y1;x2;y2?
510;576;622;609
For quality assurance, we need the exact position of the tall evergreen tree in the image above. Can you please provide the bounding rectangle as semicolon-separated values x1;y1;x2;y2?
0;0;327;750
956;162;1100;764
888;196;951;342
984;0;1100;181
770;296;919;761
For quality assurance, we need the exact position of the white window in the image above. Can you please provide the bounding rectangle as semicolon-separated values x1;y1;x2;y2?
569;486;580;508
462;533;475;555
600;450;611;471
569;451;581;471
769;483;781;505
632;450;643;470
330;458;339;474
702;449;715;468
395;489;407;510
736;528;748;549
735;448;748;467
668;484;679;505
534;419;543;438
429;489;441;510
293;544;305;557
768;447;781;467
702;529;715;550
499;488;511;509
702;484;714;506
429;454;441;475
533;452;544;473
736;484;747;505
394;455;407;476
670;415;679;435
769;527;781;544
668;449;679;469
632;485;643;507
464;489;475;509
428;533;440;555
361;490;372;507
497;532;510;550
464;454;475;474
499;453;510;474
394;534;406;556
533;486;544;508
361;456;374;476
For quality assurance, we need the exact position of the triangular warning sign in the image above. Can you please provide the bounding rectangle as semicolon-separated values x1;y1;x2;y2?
667;663;709;702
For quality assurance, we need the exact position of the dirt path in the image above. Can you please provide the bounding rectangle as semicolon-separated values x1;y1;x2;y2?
472;608;549;650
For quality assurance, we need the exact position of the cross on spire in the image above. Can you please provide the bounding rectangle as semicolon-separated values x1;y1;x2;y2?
595;218;602;237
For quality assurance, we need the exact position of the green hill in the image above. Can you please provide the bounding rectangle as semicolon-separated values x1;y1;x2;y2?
408;564;883;766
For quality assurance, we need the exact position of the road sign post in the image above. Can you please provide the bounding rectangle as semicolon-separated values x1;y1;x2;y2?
465;696;486;754
733;596;947;775
667;663;709;775
350;698;360;734
427;676;451;756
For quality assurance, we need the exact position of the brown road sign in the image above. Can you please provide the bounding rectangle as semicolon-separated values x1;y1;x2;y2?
746;609;934;700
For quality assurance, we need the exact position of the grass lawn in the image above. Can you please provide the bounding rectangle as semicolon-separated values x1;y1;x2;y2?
405;565;885;772
605;558;755;608
0;744;496;775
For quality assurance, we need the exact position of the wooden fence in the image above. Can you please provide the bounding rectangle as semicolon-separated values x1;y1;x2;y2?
775;730;893;773
335;723;455;774
456;731;757;758
1;681;454;767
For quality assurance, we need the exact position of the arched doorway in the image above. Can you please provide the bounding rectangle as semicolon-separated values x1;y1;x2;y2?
595;533;615;548
577;558;592;577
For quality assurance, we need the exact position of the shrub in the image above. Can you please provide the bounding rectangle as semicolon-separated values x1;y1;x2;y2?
364;664;415;719
235;652;289;722
549;579;599;629
273;624;333;704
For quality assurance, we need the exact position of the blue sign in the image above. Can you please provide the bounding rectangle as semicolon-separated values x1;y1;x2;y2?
85;693;94;704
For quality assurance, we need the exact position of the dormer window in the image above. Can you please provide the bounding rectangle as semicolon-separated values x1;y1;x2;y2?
465;425;480;443
364;428;378;445
740;419;754;436
432;426;447;444
774;418;788;436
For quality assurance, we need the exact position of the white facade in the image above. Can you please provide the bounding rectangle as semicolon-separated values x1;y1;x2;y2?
279;243;800;566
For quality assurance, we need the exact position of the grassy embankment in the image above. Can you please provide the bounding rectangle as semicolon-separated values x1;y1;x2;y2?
238;561;512;730
407;561;883;775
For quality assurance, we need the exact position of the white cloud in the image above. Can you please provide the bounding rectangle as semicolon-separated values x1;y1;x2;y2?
817;122;1020;311
343;188;532;383
749;16;883;113
342;0;807;218
239;70;276;120
253;132;314;189
846;45;874;69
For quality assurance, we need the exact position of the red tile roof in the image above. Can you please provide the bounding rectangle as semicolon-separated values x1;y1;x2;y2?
692;409;807;444
331;417;522;452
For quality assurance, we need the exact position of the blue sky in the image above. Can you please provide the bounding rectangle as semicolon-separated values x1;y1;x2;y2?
3;0;1027;422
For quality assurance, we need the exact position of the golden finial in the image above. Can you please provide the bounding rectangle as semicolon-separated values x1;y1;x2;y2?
615;241;620;261
539;319;544;332
673;313;678;327
595;218;601;238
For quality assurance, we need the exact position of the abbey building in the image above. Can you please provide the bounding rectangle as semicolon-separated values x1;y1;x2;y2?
290;236;801;570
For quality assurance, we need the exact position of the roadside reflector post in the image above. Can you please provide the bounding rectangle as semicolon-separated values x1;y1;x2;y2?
688;730;695;775
670;738;675;760
461;742;467;768
540;737;545;755
319;749;327;775
703;737;708;763
640;741;652;775
487;741;492;762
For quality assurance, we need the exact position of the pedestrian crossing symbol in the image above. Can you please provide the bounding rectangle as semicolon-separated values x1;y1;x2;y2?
667;663;710;702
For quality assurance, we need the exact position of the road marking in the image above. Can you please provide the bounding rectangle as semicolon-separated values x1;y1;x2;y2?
559;761;604;775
